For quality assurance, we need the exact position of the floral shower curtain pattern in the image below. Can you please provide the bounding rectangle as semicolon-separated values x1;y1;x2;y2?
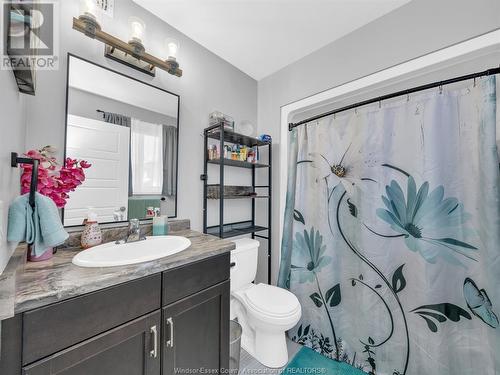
278;77;500;375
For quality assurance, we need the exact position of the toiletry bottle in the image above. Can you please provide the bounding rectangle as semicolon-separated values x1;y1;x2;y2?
240;146;247;161
81;211;102;249
153;215;169;236
231;145;238;160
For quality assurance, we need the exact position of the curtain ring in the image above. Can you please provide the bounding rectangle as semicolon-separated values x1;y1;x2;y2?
378;100;382;109
473;77;476;87
354;108;358;115
439;85;443;95
406;93;410;102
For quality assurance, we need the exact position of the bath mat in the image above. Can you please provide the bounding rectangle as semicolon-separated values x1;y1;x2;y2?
284;347;366;375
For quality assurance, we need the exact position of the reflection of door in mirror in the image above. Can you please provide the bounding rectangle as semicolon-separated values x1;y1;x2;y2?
65;115;130;226
63;55;179;226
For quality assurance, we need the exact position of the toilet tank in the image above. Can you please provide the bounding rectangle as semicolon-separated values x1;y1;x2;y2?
230;238;260;291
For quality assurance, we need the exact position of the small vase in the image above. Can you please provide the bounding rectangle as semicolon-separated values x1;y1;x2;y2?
27;246;54;262
81;220;102;249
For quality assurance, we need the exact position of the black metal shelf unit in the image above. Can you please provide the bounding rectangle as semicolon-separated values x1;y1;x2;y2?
202;123;272;284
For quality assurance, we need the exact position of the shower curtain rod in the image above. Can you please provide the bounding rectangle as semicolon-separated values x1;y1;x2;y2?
288;66;500;131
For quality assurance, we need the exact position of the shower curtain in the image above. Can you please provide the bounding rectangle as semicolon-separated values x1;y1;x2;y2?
279;76;499;375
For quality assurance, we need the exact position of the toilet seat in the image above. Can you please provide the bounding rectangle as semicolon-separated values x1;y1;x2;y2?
237;283;301;321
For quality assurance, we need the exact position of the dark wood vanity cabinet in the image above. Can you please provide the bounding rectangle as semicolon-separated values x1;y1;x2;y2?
22;311;161;375
0;253;230;375
22;274;162;365
162;281;230;375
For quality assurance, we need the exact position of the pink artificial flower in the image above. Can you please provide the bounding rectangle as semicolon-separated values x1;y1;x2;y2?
25;150;43;160
80;160;92;168
20;147;91;208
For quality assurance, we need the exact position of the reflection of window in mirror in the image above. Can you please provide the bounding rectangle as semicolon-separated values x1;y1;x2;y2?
131;120;164;195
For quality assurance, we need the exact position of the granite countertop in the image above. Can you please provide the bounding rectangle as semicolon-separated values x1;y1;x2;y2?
0;223;235;320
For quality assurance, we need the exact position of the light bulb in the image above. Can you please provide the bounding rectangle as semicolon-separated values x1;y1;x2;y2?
165;38;180;61
80;0;97;20
129;17;145;44
78;0;101;30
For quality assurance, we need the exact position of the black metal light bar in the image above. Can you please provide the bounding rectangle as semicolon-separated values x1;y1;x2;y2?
289;66;500;131
11;152;39;209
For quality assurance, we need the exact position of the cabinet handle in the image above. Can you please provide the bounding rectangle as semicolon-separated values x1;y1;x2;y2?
166;317;174;347
150;325;158;358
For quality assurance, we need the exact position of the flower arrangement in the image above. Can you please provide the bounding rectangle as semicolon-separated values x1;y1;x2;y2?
20;146;91;208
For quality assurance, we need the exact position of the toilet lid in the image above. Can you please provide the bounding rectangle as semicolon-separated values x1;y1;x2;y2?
245;284;300;317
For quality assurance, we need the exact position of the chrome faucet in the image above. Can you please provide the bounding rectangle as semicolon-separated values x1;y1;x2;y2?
125;219;145;243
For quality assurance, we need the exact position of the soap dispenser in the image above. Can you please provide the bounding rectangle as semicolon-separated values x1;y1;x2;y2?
81;211;102;249
152;214;169;236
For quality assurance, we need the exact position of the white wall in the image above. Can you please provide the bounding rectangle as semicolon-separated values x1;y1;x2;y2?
24;0;258;233
258;0;500;284
0;71;26;273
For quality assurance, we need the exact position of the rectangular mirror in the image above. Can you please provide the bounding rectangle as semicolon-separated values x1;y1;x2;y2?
63;54;179;226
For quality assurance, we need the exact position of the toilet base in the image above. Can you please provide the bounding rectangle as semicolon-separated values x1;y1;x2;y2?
230;284;301;369
241;329;289;368
234;301;292;368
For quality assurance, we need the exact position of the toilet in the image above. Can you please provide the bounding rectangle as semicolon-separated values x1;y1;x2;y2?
230;238;301;368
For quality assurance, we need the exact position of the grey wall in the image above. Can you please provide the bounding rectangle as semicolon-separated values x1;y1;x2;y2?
24;0;258;234
68;87;177;126
257;0;500;283
0;71;26;273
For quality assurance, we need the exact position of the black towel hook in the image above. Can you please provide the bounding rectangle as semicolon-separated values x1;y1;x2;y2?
11;152;39;209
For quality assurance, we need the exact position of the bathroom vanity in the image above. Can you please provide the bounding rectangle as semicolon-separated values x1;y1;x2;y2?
0;225;234;375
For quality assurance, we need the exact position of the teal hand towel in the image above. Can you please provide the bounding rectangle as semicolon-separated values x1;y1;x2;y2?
7;193;69;256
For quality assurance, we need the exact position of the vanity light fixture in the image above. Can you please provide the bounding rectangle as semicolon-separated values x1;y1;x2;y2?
73;3;182;77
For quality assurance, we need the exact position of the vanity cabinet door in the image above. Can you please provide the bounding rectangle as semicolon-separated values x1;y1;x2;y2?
22;310;161;375
23;273;161;365
162;281;230;375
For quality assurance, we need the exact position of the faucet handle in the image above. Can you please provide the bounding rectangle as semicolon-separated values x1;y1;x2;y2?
128;218;140;237
124;218;145;242
129;218;140;230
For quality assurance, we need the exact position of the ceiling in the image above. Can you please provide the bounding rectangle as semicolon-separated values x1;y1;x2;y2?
133;0;411;80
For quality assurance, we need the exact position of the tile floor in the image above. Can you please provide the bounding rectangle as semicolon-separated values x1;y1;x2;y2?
238;339;302;374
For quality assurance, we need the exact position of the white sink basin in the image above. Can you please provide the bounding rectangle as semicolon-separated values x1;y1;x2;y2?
72;236;191;268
